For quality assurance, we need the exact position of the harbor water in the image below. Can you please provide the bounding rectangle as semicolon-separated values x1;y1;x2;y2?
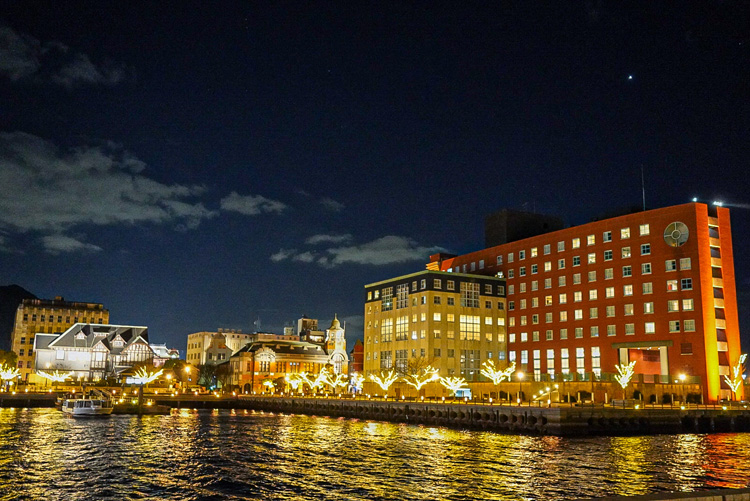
1;408;749;500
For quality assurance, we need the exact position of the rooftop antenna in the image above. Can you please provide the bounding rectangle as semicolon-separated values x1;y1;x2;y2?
641;165;646;211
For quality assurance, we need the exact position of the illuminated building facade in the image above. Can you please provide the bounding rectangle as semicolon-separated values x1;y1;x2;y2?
33;323;153;382
186;329;255;366
229;316;348;393
11;296;109;382
429;203;742;402
363;270;507;381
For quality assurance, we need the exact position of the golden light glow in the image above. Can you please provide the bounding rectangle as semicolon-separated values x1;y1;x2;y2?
480;360;516;385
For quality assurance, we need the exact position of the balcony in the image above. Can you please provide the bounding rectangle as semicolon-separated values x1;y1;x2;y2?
716;319;726;330
709;237;721;248
714;298;725;308
716;341;728;352
712;278;724;288
711;257;722;268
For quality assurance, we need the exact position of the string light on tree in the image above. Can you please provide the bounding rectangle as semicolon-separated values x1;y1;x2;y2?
723;353;747;400
36;370;73;382
614;361;637;399
369;369;399;395
439;376;468;397
404;365;439;391
480;360;516;385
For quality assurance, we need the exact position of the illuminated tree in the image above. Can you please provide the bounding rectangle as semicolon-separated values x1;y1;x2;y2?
723;353;747;401
0;365;21;391
36;370;74;383
404;365;439;391
614;361;637;400
349;372;365;393
439;376;468;397
369;369;398;395
132;366;164;385
285;373;303;393
480;360;516;385
298;369;328;393
322;370;348;394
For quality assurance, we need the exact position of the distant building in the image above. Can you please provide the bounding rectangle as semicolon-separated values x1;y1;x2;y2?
185;329;255;366
11;296;109;382
229;316;348;393
33;323;153;382
150;344;180;367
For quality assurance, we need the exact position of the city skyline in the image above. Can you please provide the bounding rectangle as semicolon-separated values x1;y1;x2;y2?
1;3;748;350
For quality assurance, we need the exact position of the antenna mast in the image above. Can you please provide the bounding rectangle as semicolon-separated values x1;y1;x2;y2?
641;165;646;211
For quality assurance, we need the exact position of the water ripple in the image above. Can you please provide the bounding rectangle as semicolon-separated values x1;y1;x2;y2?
1;409;750;500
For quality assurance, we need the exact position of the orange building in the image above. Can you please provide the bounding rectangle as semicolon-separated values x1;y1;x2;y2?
428;202;742;403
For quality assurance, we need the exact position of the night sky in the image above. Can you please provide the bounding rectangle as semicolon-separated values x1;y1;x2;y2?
1;3;748;352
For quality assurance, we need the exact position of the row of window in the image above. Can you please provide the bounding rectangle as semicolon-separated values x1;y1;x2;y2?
509;299;695;326
508;319;697;343
368;296;506;315
367;328;507;345
22;314;105;324
506;256;691;279
509;277;693;298
368;280;505;302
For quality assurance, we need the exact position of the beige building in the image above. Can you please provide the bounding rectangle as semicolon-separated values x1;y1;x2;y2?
363;270;507;381
11;296;109;382
186;329;255;366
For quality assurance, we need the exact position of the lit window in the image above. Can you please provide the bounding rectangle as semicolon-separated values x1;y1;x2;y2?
641;263;651;275
559;311;568;321
574;309;583;320
606;305;615;317
644;302;654;314
545;312;553;323
643;282;653;294
546;330;553;341
574;291;582;302
590;326;599;337
573;273;581;285
667;280;678;291
589;289;598;300
508;253;514;263
519;283;526;293
622;247;631;258
587;234;595;246
544;261;552;272
669;320;680;333
603;231;612;242
508;285;514;295
623;285;633;296
521;332;528;342
588;271;596;282
558;241;565;252
680;258;691;270
558;276;566;287
621;228;630;239
605;268;614;280
625;323;635;335
667;300;679;312
560;329;568;340
645;322;655;334
559;293;567;304
624;304;634;315
639;224;650;236
531;297;539;307
571;238;580;249
544;278;552;289
544;244;551;255
587;253;596;264
589;307;598;319
684;319;695;332
434;279;442;289
682;299;694;311
575;327;583;338
607;325;616;336
531;247;538;257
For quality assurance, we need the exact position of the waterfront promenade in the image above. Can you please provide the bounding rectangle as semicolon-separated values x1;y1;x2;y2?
2;391;749;436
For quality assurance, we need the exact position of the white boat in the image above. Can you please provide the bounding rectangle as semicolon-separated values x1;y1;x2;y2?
61;390;114;417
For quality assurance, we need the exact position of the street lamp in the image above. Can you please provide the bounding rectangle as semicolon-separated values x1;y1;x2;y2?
678;373;686;406
517;371;524;405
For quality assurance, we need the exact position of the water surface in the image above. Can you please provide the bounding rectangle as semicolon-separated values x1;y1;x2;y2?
1;408;749;500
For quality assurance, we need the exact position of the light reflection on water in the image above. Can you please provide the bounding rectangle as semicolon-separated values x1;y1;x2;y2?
1;408;749;500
